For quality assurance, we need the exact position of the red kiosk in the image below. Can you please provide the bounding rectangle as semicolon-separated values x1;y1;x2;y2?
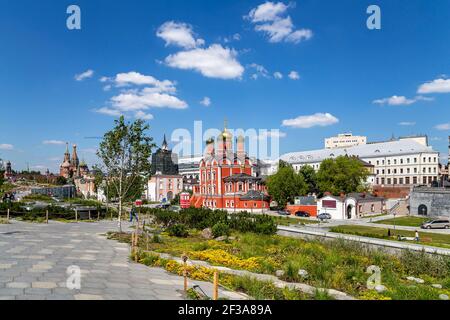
180;192;191;209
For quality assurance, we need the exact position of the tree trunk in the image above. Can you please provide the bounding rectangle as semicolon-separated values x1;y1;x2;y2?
118;173;123;232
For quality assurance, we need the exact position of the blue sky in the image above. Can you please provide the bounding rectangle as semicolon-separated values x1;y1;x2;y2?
1;0;450;172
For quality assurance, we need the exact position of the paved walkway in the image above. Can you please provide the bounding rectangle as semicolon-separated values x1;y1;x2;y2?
0;220;245;300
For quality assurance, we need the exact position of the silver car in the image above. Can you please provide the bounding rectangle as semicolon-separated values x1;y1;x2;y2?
421;219;450;230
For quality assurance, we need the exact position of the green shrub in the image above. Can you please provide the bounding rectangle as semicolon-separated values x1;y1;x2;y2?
400;250;449;278
253;215;277;235
284;262;298;282
152;234;162;243
212;222;230;238
167;224;189;237
148;208;276;236
152;210;180;227
141;253;160;266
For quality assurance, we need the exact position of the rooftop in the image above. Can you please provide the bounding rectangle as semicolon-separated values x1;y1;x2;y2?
281;138;436;164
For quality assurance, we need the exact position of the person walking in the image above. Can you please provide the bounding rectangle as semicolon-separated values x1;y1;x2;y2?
415;230;420;242
129;205;139;223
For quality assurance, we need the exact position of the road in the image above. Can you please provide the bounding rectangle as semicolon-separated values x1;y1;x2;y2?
315;215;450;235
0;220;245;300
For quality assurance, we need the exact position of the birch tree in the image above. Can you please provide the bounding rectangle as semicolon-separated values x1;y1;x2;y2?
97;116;154;231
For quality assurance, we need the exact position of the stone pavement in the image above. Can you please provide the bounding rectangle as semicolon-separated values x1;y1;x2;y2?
0;220;246;300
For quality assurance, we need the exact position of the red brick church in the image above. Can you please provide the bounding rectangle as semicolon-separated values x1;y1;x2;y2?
190;125;270;211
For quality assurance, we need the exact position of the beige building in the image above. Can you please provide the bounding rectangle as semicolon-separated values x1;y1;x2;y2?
280;136;439;187
325;133;367;149
146;174;184;202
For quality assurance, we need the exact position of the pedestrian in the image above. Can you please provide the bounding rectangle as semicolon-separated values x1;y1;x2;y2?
415;230;420;242
129;205;139;223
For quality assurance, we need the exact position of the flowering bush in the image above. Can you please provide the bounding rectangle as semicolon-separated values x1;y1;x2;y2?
189;249;261;271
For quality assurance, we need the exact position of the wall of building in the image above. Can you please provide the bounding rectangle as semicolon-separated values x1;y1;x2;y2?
409;188;450;218
325;134;367;149
288;152;439;188
146;175;183;202
286;205;317;217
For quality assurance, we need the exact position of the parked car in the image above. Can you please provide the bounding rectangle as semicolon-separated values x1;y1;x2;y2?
421;219;450;229
295;211;310;218
277;210;291;216
317;212;332;221
169;205;181;212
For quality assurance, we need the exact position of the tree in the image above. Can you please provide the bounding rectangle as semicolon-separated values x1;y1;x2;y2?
266;165;308;208
91;165;104;193
316;156;369;196
0;170;5;194
55;176;67;186
298;165;318;195
97;116;155;231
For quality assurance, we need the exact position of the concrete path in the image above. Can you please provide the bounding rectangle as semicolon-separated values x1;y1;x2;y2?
0;220;245;300
310;215;450;235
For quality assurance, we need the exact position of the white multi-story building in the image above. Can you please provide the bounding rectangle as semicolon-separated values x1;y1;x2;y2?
178;155;203;180
325;133;367;149
279;136;439;187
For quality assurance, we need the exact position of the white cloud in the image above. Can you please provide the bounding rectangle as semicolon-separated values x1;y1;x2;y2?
246;1;313;44
373;95;434;106
224;33;241;43
75;69;94;81
282;113;339;129
247;1;289;22
398;122;416;126
249;63;270;79
113;72;177;93
288;71;300;80
43;140;66;145
94;72;188;120
200;97;211;107
285;29;313;43
0;144;13;150
373;95;416;106
111;91;187;111
165;44;244;79
134;111;154;121
156;21;204;49
93;107;123;117
418;78;450;94
273;72;283;79
435;123;450;131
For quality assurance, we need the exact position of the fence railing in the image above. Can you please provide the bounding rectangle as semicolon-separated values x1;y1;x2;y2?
0;208;109;222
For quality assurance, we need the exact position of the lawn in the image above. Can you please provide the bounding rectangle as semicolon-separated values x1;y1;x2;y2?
330;225;450;249
373;216;430;227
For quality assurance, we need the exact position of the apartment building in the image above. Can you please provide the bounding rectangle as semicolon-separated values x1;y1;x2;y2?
280;136;439;187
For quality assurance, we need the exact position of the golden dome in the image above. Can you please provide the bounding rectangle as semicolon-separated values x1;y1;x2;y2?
221;128;232;140
219;118;232;140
